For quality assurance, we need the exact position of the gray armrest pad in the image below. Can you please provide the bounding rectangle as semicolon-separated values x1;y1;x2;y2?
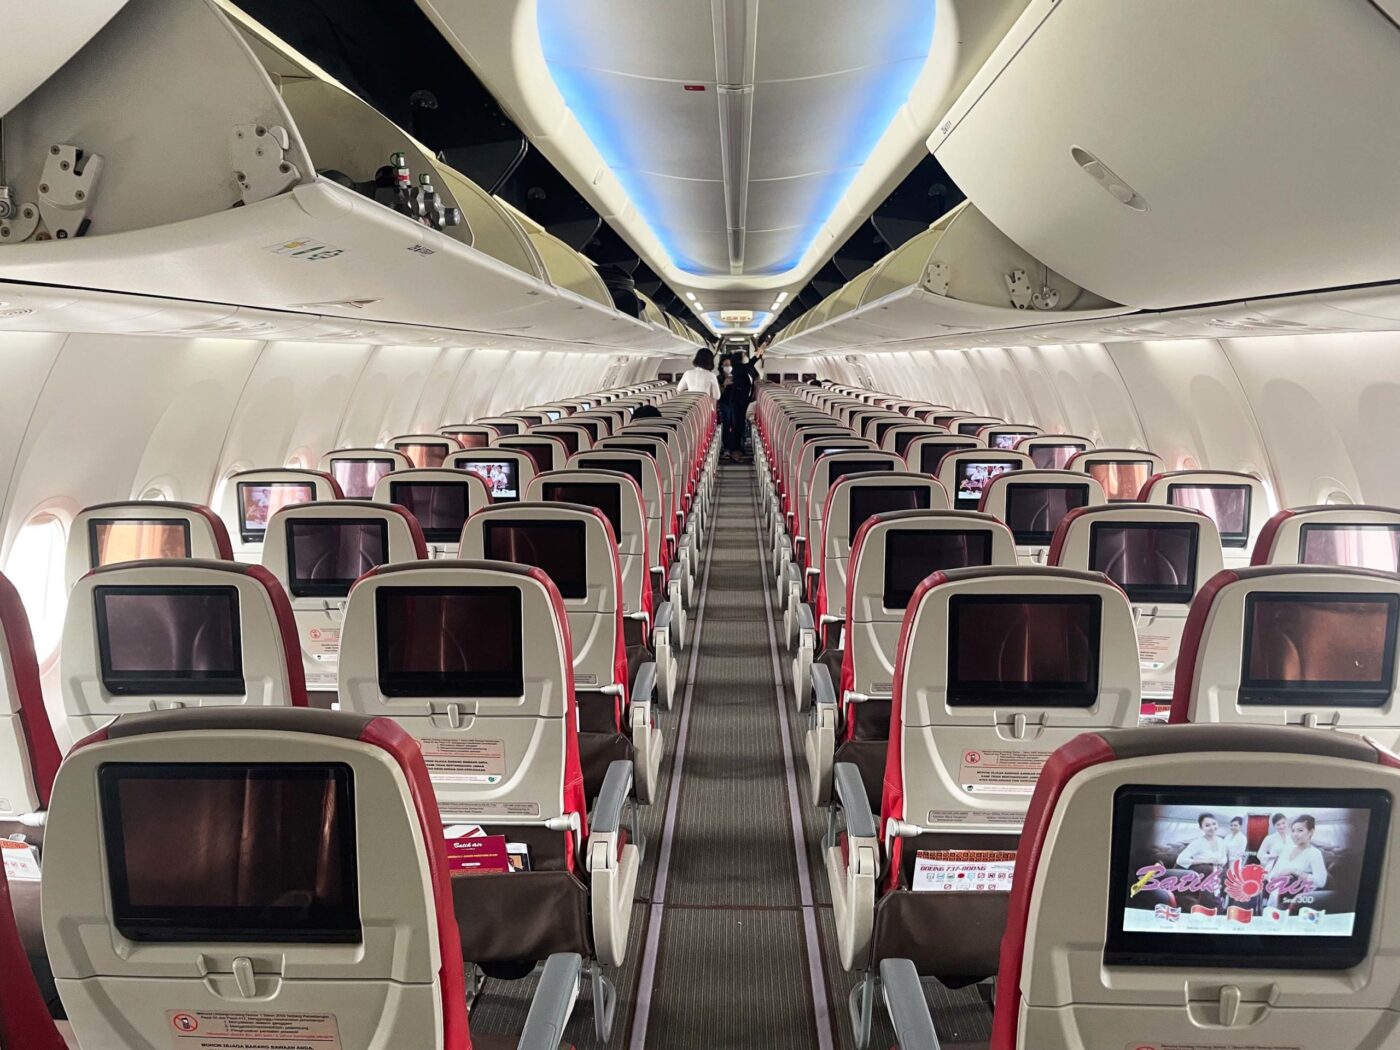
795;603;815;633
833;762;878;840
654;601;674;633
517;952;583;1050
811;662;836;706
590;760;634;834
632;661;657;704
668;563;683;586
879;958;940;1050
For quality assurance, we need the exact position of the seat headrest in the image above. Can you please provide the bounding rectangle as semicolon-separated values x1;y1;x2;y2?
61;559;308;725
1252;504;1400;569
1169;565;1400;727
259;501;427;596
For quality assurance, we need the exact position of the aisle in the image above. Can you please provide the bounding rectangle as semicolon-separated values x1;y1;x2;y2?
631;460;831;1049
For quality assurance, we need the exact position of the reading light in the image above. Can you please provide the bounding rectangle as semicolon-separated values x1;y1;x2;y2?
686;292;697;301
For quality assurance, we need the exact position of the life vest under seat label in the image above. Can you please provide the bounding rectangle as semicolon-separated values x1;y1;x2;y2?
166;1010;342;1050
959;748;1051;795
0;839;40;881
420;737;506;784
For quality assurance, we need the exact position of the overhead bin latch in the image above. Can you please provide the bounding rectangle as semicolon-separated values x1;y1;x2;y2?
38;144;103;239
922;259;950;296
1005;268;1062;311
0;186;39;243
231;124;301;205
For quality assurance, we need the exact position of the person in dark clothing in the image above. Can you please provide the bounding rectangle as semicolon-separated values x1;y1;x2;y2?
718;352;760;462
632;404;662;419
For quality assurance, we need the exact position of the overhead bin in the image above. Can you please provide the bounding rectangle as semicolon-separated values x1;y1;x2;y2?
0;0;688;352
0;0;130;115
773;201;1124;353
929;0;1400;310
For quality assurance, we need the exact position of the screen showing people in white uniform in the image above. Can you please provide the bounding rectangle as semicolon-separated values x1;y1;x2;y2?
954;460;1018;510
1107;788;1389;970
458;459;519;501
237;481;316;541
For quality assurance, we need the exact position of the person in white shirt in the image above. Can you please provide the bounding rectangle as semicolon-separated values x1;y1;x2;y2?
1225;816;1249;863
1267;814;1329;904
676;348;720;400
1258;812;1290;869
1176;812;1229;870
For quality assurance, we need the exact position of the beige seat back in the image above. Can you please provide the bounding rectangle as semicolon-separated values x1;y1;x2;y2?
260;502;427;691
387;433;463;469
67;500;232;588
1169;565;1400;746
1252;504;1400;571
1066;447;1165;503
1141;469;1272;567
1015;433;1096;470
59;560;308;741
445;448;536;504
372;469;491;558
217;468;341;562
979;469;1109;564
318;447;413;500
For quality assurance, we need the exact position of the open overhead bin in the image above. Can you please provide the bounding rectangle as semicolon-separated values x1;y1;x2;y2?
0;0;689;352
929;0;1400;311
773;201;1126;353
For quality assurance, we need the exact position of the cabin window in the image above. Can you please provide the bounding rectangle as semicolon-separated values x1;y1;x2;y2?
6;512;69;660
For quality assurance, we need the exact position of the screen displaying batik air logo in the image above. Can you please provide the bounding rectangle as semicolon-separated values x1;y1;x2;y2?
1121;804;1371;938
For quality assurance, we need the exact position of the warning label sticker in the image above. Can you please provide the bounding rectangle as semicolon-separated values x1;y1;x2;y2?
439;801;541;819
305;627;340;658
167;1010;342;1050
0;839;40;881
958;749;1051;795
1124;1043;1302;1050
1137;633;1173;667
925;808;1025;827
420;738;507;784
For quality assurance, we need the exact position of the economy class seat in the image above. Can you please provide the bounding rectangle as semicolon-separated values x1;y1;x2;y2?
372;467;491;559
800;510;1017;809
1141;468;1271;568
337;560;639;1040
460;501;663;802
448;447;536;505
472;415;525;437
532;422;590;457
785;450;905;618
775;434;879;590
66;499;232;588
0;571;62;1011
985;724;1400;1050
1065;447;1165;503
937;448;1033;514
1049;504;1224;719
59;558;308;745
786;470;948;697
977;469;1108;565
318;446;413;500
881;424;945;457
438;422;499;449
826;566;1140;1049
496;434;570;475
259;500;427;697
388;432;465;469
978;423;1043;451
41;706;583;1050
618;424;704;592
1168;565;1400;748
539;466;681;708
903;434;981;480
1252;503;1400;572
569;448;689;653
1014;432;1096;470
216;467;342;563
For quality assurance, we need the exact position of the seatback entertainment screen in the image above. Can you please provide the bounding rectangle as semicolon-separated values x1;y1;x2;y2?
1107;787;1389;969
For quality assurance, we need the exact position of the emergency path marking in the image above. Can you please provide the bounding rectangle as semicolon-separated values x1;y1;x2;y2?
959;748;1052;794
166;1010;342;1050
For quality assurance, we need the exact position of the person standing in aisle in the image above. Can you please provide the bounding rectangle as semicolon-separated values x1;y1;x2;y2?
718;351;759;462
677;347;721;399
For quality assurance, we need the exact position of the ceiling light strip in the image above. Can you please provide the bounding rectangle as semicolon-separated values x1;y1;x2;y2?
712;0;758;275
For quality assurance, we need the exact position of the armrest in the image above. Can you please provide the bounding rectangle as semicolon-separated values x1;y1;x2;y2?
668;563;684;587
879;958;940;1050
516;952;583;1050
833;762;878;840
654;600;674;634
811;661;837;707
794;602;815;635
632;660;657;705
590;759;634;835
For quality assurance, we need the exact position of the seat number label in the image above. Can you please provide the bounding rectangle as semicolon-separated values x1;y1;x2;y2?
421;737;506;784
167;1010;342;1049
959;749;1051;795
